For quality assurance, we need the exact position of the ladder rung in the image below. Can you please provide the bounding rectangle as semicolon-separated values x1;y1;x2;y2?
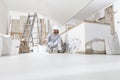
22;36;29;37
29;15;35;17
34;43;39;44
33;27;38;28
33;38;39;39
32;32;38;34
33;37;39;39
24;29;30;30
24;27;30;28
33;38;39;40
31;45;38;46
27;19;33;21
25;24;32;26
29;17;34;19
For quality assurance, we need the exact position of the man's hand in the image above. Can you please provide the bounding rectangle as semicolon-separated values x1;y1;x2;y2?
42;39;48;45
42;40;46;44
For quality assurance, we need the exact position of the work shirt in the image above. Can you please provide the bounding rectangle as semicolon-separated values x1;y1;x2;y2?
46;33;62;44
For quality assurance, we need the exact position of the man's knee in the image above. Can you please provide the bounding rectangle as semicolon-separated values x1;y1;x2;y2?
47;43;57;48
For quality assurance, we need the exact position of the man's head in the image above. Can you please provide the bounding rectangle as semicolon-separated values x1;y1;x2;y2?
52;25;59;34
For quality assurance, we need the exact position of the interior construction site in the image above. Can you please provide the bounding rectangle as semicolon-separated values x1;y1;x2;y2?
0;0;120;80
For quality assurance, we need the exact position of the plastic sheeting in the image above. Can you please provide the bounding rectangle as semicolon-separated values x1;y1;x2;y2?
105;34;120;54
66;39;81;53
0;34;20;56
0;37;2;56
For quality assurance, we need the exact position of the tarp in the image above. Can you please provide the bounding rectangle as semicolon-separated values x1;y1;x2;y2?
0;34;20;56
0;37;2;56
105;34;120;54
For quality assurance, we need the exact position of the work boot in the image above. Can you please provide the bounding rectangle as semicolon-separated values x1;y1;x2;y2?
47;47;53;53
49;48;53;53
57;50;65;53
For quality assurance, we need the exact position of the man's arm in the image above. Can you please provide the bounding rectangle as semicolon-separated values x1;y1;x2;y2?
43;33;51;44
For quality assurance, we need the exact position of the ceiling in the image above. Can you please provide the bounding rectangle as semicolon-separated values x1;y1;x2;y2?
65;0;119;25
2;0;119;25
73;0;118;20
3;0;92;24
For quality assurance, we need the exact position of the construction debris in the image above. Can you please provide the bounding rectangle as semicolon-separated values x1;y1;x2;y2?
19;39;30;53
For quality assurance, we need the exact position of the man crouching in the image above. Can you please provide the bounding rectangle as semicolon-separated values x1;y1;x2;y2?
45;25;64;53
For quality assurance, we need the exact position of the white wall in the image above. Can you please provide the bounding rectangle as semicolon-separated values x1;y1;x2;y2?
9;10;61;25
0;0;8;34
86;8;105;21
85;22;110;53
63;23;85;52
64;22;111;53
85;22;111;43
9;10;61;33
9;11;28;19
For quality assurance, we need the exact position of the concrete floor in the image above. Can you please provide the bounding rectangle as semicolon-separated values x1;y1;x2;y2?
0;46;120;80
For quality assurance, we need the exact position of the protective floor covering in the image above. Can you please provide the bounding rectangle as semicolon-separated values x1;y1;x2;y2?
0;46;120;80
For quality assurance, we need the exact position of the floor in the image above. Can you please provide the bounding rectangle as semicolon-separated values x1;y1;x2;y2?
0;46;120;80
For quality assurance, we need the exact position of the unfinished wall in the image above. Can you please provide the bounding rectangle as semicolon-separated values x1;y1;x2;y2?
40;19;47;44
9;11;28;33
87;9;105;22
64;22;110;53
0;0;8;34
86;5;114;35
65;23;86;53
85;22;111;54
113;0;120;43
11;19;20;32
19;16;27;33
60;25;74;42
105;6;114;35
9;11;61;34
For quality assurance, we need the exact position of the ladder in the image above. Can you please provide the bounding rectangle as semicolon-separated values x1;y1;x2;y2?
22;13;40;47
